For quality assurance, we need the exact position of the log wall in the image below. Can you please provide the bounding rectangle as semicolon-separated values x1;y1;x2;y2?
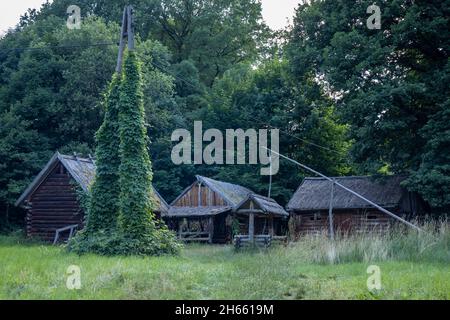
27;163;84;242
290;209;393;237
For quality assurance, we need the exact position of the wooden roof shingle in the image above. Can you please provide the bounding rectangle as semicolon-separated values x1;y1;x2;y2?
196;175;253;207
236;193;289;217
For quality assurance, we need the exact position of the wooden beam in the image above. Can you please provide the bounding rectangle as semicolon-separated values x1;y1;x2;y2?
269;215;274;236
127;6;135;51
115;6;127;73
236;209;265;214
249;202;255;244
208;216;214;244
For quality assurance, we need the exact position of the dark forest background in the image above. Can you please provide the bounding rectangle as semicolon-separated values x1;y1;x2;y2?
1;0;449;229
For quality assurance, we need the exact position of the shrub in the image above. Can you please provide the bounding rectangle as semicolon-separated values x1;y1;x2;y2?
67;227;181;256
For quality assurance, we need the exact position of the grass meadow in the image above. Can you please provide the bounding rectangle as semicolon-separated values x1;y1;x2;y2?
0;221;448;300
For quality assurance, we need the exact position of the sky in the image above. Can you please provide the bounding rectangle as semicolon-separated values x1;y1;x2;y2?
0;0;301;34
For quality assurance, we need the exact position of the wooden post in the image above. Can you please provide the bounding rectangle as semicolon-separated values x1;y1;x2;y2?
208;217;214;244
328;180;335;240
127;6;135;51
269;215;274;236
249;202;255;244
116;5;135;72
268;152;272;198
115;6;127;73
178;220;183;239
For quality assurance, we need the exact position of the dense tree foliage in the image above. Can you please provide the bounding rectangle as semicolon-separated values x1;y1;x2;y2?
195;61;351;204
287;0;450;209
24;0;270;87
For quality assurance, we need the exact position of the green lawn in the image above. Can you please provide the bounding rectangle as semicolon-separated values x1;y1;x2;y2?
0;235;448;300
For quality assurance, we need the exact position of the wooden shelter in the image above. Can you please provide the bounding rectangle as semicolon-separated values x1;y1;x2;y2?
287;175;427;236
163;175;288;243
15;152;168;242
234;194;289;239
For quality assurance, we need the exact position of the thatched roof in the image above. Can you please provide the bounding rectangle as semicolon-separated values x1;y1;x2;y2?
164;206;231;218
287;176;406;211
236;194;289;217
195;175;253;207
15;152;168;213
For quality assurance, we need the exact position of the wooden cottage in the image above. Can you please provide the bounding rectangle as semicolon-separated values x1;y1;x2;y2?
163;175;288;243
15;152;168;242
287;175;427;236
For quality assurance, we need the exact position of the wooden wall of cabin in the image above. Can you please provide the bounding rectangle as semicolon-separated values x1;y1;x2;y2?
172;184;227;207
289;209;393;237
27;163;84;242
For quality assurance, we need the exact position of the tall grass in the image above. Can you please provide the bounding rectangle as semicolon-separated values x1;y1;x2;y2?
0;221;448;299
285;220;449;265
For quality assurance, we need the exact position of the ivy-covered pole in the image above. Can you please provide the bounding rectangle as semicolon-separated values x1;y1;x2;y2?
72;5;179;255
85;74;121;233
117;51;158;240
86;5;133;233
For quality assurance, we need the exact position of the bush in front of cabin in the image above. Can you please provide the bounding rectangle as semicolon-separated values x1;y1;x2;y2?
68;227;180;256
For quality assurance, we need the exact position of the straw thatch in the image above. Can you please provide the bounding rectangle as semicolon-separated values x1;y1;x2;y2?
287;176;407;211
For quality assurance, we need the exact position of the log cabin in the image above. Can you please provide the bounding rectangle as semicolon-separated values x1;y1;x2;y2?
15;152;168;242
163;175;288;243
286;175;428;237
